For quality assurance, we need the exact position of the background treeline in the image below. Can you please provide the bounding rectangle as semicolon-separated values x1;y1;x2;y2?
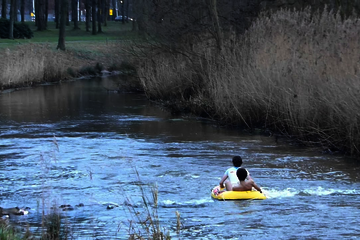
130;0;360;157
0;0;133;39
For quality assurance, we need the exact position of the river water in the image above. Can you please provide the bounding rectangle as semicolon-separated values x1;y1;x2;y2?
0;76;359;239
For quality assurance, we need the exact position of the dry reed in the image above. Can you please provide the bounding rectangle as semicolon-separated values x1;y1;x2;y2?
125;168;175;240
0;41;128;90
134;8;360;155
0;44;75;88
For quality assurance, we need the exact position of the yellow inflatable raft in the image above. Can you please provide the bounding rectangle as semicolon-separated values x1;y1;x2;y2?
211;186;266;200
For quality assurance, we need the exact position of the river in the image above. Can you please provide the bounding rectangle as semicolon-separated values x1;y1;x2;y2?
0;76;359;239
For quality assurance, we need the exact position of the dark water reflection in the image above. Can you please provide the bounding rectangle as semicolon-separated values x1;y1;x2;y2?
0;76;360;239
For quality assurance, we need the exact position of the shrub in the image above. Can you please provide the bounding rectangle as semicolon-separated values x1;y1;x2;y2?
67;67;77;77
108;63;120;72
79;66;97;76
0;219;22;240
0;18;9;38
95;62;104;74
0;18;33;39
14;22;33;39
119;61;137;75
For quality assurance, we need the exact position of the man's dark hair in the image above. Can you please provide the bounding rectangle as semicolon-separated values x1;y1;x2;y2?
236;168;248;181
232;156;243;167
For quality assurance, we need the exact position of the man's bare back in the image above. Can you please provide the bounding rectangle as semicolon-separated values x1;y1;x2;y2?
233;168;262;193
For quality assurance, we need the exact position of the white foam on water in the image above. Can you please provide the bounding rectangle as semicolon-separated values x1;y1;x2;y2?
161;197;212;206
263;188;298;198
162;199;176;205
301;186;359;196
262;186;359;199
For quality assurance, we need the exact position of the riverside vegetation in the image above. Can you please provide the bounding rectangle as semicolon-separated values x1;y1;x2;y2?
1;9;359;151
132;8;360;157
2;9;359;157
0;21;138;89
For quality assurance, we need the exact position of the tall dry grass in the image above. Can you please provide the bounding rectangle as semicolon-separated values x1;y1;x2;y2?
125;168;180;240
0;41;128;90
135;8;360;155
0;44;77;88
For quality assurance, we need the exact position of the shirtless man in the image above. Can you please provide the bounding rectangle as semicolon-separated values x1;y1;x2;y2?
219;156;252;191
232;168;263;193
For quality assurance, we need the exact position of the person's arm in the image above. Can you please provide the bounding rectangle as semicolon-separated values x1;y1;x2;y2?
246;169;252;180
219;174;228;188
251;181;262;193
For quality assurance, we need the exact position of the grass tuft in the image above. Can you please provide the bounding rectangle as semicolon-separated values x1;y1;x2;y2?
125;168;180;240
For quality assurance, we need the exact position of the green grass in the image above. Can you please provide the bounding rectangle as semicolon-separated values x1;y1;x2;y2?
0;20;138;47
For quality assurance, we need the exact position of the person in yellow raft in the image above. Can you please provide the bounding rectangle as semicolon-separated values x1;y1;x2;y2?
233;168;263;193
219;156;252;191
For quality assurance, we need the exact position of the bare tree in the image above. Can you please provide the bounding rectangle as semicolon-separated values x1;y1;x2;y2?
57;0;68;50
9;0;14;38
13;0;17;22
55;0;60;28
85;0;90;31
20;0;25;22
120;0;124;23
91;0;96;34
78;0;81;22
36;0;46;30
125;0;129;20
133;0;149;35
111;0;115;19
97;0;102;32
34;0;38;25
103;0;107;26
1;0;6;18
71;0;79;29
131;0;138;31
45;0;48;27
66;3;69;26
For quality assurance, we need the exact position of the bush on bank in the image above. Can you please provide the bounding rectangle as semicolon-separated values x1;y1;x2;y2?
0;18;33;39
132;8;360;156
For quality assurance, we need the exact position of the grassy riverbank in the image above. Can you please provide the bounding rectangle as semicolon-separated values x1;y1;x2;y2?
1;9;360;157
132;8;360;157
0;21;137;89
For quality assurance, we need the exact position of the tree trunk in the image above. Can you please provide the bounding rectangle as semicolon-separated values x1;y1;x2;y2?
20;0;25;22
9;0;14;39
91;0;96;34
135;0;148;35
78;0;81;22
37;0;46;30
57;0;68;50
120;0;124;23
1;0;6;19
103;0;107;26
97;0;102;32
125;0;129;20
85;0;90;31
45;0;48;27
13;0;17;22
131;0;138;31
71;0;79;29
55;0;60;28
66;4;69;26
111;0;115;19
35;0;38;26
